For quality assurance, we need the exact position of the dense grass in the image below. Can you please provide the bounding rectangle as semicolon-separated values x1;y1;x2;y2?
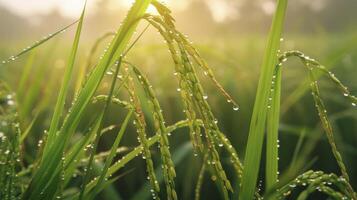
0;0;356;199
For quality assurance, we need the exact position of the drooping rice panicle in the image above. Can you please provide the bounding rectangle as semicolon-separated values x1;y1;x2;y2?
178;44;233;192
149;14;231;191
145;15;204;153
125;72;160;199
130;64;177;200
145;13;243;182
276;50;357;199
307;70;356;199
144;12;244;193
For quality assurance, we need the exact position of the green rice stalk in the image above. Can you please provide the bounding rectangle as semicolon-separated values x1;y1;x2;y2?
265;64;282;193
239;0;288;199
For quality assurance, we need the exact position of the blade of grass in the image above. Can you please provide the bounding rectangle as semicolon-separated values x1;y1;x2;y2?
239;0;288;199
0;20;78;66
265;64;282;193
44;0;87;155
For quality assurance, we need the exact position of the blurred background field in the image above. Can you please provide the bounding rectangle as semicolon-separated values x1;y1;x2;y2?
0;0;356;199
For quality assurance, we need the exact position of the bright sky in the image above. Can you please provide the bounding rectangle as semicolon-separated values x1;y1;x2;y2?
0;0;188;18
0;0;253;22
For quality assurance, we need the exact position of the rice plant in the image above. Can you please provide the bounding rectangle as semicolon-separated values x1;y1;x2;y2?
0;0;356;199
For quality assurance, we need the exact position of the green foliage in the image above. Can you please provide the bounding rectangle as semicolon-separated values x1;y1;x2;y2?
0;0;356;200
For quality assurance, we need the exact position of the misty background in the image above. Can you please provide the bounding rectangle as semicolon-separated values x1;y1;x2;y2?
0;0;356;42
